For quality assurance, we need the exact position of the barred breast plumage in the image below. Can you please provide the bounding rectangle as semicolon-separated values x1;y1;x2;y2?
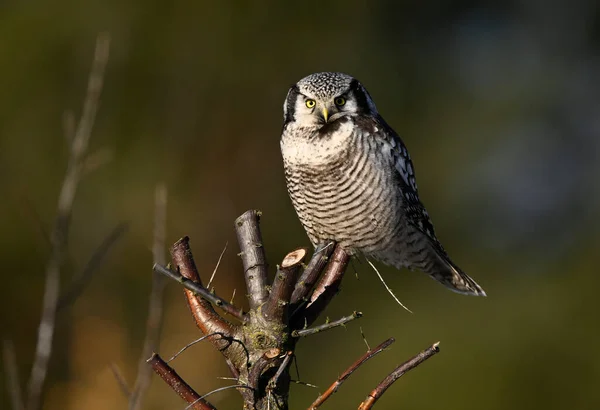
280;72;486;296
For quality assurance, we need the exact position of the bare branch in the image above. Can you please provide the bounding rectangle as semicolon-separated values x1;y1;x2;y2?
292;311;362;338
26;32;110;410
298;246;350;327
154;263;245;322
129;184;168;410
110;363;131;398
290;241;334;305
167;237;237;354
309;338;395;409
262;249;306;322
235;210;269;310
147;353;217;410
184;385;254;410
267;351;293;392
358;342;440;410
57;222;128;311
3;339;24;410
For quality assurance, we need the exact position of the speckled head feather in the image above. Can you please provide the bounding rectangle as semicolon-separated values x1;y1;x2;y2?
297;72;354;99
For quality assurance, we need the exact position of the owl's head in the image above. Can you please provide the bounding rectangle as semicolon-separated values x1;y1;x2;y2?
283;72;378;127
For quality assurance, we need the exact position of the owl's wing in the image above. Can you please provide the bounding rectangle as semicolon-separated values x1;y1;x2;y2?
371;116;486;296
373;116;440;245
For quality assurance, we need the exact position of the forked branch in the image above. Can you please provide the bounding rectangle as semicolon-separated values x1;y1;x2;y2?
151;211;440;409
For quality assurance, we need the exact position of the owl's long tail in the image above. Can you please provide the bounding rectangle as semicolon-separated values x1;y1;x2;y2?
422;242;487;296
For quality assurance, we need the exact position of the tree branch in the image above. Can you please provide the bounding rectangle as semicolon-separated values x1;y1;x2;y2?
26;32;110;410
290;241;334;306
147;353;217;410
358;342;440;410
297;246;350;327
262;249;306;322
292;311;362;338
235;210;269;310
308;338;395;409
56;222;128;311
129;184;168;410
3;339;24;410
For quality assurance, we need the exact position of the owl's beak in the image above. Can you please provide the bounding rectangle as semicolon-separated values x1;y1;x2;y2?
321;107;329;123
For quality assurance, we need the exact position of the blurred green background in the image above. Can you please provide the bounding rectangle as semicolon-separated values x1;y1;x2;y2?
1;0;599;409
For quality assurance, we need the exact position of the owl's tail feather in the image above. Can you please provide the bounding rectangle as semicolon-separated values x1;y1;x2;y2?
425;244;487;296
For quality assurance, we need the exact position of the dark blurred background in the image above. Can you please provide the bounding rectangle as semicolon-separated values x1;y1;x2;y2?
1;0;599;409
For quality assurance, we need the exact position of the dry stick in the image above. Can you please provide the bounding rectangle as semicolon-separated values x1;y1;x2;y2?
110;363;132;398
3;339;24;410
269;352;293;391
57;222;128;311
26;33;110;410
357;342;440;410
153;263;245;322
184;385;255;410
207;242;228;289
129;184;169;410
235;210;269;310
292;311;363;338
147;353;217;410
262;248;307;322
300;246;351;327
290;241;335;306
266;351;294;407
308;338;395;410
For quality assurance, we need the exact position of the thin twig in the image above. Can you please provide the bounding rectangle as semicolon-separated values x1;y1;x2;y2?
3;339;24;410
26;32;110;410
290;241;335;305
268;352;293;392
309;338;395;409
358;342;440;410
110;363;131;398
366;259;412;314
57;222;128;311
154;263;245;321
262;249;306;322
235;210;269;310
129;184;168;410
147;353;217;410
184;385;254;410
207;242;228;289
266;352;294;409
292;312;362;338
168;332;225;362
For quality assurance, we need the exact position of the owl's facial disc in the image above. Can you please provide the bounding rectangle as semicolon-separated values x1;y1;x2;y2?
283;72;378;128
298;93;353;126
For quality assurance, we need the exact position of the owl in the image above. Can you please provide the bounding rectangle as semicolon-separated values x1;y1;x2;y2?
280;72;485;296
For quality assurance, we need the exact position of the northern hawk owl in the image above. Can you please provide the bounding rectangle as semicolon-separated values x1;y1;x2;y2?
280;72;485;296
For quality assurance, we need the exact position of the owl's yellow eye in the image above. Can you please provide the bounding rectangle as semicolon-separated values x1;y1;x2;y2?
334;97;346;106
305;99;316;108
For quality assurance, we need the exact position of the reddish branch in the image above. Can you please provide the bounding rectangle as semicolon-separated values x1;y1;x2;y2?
147;353;216;410
358;342;441;410
309;338;395;409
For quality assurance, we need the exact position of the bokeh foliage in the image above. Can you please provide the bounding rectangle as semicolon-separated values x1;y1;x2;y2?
1;0;599;409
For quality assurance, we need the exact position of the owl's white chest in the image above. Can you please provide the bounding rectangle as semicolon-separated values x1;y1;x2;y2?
280;121;354;168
